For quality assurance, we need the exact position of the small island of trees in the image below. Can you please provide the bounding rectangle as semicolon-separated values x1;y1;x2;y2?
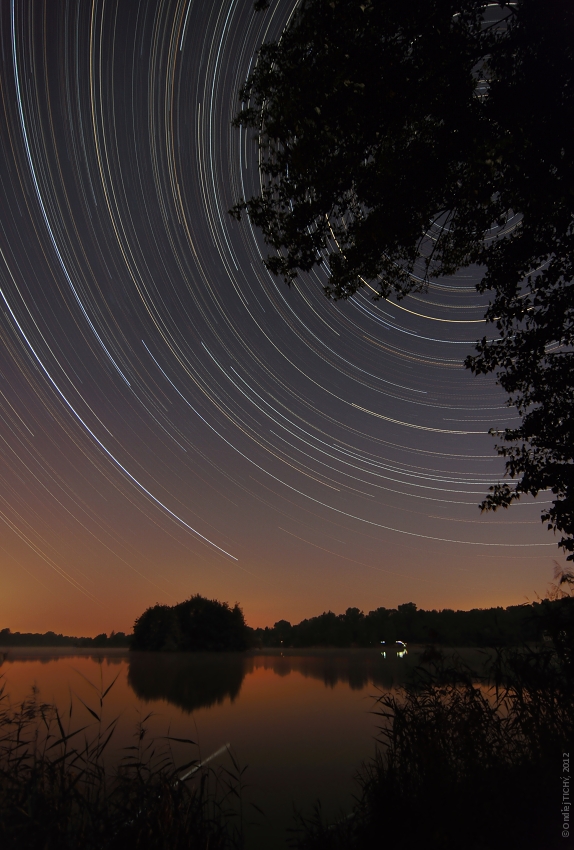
130;594;568;651
131;595;250;652
2;596;568;651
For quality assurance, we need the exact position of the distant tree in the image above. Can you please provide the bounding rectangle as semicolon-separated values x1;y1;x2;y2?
536;565;574;677
296;611;343;646
273;619;293;645
174;596;249;651
0;628;132;648
343;607;366;645
131;596;249;652
107;631;130;647
131;604;182;651
251;600;549;648
231;0;574;557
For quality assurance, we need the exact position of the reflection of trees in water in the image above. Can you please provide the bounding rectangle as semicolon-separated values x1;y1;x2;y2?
247;650;410;691
0;651;125;667
128;650;411;712
128;652;247;713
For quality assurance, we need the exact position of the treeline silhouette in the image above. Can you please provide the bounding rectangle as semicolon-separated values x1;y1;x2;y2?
0;629;130;648
2;598;563;650
293;585;574;850
252;600;554;648
131;595;249;651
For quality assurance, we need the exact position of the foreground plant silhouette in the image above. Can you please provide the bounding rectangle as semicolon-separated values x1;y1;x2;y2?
0;671;248;849
292;577;574;850
2;585;572;849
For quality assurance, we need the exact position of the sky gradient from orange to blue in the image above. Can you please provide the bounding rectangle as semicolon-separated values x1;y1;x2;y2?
0;0;562;637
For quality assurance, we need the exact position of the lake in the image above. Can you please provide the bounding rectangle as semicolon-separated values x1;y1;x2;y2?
0;646;436;848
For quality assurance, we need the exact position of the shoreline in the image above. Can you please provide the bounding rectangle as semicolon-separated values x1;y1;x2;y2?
0;644;508;661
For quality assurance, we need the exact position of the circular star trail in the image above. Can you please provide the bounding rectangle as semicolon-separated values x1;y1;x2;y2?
0;0;557;633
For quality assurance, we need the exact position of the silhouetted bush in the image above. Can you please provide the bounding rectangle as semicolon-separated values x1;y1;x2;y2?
0;677;246;849
292;584;574;850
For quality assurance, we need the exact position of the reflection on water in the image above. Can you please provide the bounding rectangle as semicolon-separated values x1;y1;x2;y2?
0;647;127;666
0;646;486;850
128;648;413;713
381;639;408;659
128;652;246;713
247;648;411;689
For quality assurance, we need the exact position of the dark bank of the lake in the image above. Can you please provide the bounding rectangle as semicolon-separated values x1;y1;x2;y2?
0;646;493;849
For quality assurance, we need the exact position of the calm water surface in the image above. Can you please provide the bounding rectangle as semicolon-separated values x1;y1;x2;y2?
1;647;423;848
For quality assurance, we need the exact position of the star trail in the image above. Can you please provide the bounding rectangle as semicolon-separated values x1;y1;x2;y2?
0;0;558;635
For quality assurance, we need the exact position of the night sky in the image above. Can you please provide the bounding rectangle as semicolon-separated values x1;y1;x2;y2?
0;0;560;636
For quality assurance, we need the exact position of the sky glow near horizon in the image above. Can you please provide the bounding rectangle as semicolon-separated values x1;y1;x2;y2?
0;0;561;636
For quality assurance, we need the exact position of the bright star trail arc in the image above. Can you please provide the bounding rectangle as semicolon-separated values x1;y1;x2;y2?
0;0;558;634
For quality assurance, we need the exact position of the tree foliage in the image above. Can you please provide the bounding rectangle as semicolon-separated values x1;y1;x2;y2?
0;628;130;647
251;600;552;649
231;0;574;556
131;595;249;652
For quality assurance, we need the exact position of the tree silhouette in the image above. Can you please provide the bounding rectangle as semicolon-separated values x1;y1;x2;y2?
231;0;574;557
131;604;182;651
131;595;249;652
